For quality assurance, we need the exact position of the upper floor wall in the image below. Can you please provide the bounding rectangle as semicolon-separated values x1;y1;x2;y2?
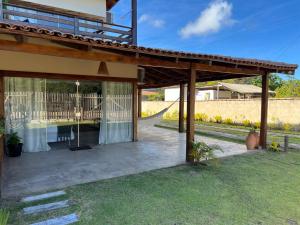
24;0;107;18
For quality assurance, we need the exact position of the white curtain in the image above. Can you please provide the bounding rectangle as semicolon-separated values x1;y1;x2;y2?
5;77;50;152
100;82;133;144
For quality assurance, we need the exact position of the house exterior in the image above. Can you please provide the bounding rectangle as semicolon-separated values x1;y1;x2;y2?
197;82;276;100
0;0;297;197
164;83;275;101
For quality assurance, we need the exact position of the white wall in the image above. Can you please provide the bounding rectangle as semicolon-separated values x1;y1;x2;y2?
197;90;215;100
24;0;107;17
164;87;205;101
164;88;181;101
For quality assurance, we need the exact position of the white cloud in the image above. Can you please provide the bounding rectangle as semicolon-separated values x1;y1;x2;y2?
138;14;166;28
180;0;235;38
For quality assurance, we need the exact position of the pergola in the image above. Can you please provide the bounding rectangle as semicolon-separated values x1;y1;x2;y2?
0;22;298;163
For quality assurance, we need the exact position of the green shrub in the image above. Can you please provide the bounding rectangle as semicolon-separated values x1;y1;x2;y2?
283;123;292;132
268;140;281;152
0;118;4;136
242;119;252;127
254;122;261;129
0;209;9;225
195;113;208;122
190;141;222;165
214;115;223;124
224;118;234;125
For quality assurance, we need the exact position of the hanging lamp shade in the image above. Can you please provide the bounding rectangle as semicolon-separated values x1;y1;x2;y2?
98;61;109;75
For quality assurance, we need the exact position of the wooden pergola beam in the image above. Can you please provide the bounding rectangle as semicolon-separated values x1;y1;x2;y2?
0;39;189;69
260;73;269;149
186;64;196;162
179;83;185;133
0;39;272;76
133;82;138;142
138;88;142;118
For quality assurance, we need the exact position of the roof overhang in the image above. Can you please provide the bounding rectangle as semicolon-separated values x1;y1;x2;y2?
0;22;297;89
107;0;120;10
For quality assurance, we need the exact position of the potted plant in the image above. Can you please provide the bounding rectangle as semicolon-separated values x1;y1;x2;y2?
246;127;259;150
6;132;23;157
190;141;222;166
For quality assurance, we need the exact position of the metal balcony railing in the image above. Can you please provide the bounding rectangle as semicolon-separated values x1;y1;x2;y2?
0;1;133;44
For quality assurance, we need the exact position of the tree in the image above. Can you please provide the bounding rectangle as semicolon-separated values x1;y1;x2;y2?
275;80;300;98
250;74;283;91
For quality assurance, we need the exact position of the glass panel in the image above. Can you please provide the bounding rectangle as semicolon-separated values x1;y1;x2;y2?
4;77;133;152
100;82;133;144
4;77;49;152
46;80;102;149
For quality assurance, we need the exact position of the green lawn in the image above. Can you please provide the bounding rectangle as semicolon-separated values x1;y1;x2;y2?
2;150;300;225
159;120;300;146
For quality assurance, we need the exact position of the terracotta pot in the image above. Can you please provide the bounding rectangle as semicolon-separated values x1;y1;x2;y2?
246;131;259;150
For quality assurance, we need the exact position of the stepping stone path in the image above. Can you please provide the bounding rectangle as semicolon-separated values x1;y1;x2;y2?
20;190;79;225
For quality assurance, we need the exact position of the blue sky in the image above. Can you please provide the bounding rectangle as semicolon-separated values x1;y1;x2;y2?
112;0;300;79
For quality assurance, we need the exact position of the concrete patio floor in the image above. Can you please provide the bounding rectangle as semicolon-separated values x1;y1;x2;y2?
2;125;248;198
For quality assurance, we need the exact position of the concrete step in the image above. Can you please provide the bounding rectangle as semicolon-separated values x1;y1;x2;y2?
30;213;79;225
23;200;69;215
21;191;66;203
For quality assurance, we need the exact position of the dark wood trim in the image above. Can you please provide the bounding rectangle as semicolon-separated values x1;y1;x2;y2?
260;73;269;149
195;64;265;76
186;64;196;162
138;88;142;118
0;70;137;83
0;40;189;69
179;83;185;133
132;82;138;141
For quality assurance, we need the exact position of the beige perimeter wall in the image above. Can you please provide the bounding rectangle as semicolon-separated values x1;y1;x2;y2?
142;99;300;125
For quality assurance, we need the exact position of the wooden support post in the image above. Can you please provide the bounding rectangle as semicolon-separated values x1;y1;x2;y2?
132;81;138;142
260;73;269;149
186;64;196;162
179;83;185;133
131;0;137;45
138;88;142;118
0;76;4;197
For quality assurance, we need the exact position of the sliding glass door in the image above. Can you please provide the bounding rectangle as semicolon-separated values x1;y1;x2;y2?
4;77;133;152
5;77;49;152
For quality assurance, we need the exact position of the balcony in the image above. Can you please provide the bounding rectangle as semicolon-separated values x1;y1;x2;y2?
0;1;133;44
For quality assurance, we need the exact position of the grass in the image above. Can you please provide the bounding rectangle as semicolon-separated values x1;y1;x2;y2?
0;209;9;225
159;120;300;146
2;150;300;225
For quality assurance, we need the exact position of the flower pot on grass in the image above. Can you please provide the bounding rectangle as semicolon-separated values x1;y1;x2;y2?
246;128;259;150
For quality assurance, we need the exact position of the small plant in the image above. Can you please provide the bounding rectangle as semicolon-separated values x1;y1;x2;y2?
214;115;223;124
0;117;4;136
195;113;208;122
6;132;23;157
190;141;222;165
283;123;292;132
268;140;281;152
242;119;252;127
254;122;261;129
0;209;9;225
7;132;21;146
224;118;234;125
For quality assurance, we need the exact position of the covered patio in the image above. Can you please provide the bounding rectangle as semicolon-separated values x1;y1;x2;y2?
3;125;247;198
0;22;297;198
